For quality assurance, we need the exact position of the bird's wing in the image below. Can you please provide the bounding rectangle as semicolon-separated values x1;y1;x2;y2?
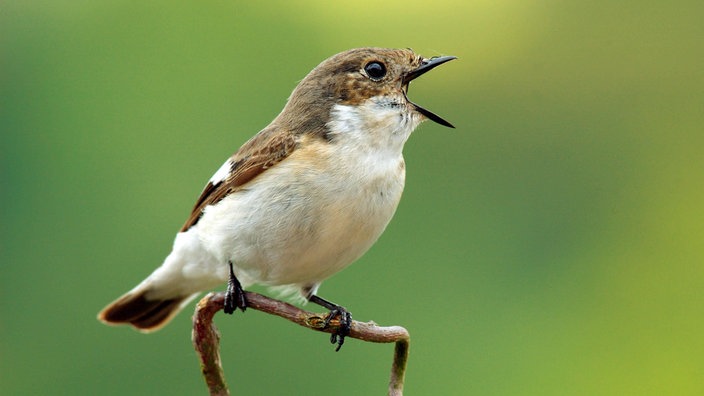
180;129;298;232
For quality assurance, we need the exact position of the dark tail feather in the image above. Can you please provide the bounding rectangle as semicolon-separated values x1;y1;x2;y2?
98;290;196;332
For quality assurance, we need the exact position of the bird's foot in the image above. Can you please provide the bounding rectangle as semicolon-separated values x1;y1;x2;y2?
324;306;352;352
224;261;247;314
308;295;352;351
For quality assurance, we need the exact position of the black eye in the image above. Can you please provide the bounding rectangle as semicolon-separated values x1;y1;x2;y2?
364;61;386;80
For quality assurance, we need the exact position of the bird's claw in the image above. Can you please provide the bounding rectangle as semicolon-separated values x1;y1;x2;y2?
224;261;247;314
323;307;352;352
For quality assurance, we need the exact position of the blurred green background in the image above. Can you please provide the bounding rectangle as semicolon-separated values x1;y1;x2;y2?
2;1;703;395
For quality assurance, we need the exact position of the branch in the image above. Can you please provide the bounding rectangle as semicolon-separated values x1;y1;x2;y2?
192;291;410;396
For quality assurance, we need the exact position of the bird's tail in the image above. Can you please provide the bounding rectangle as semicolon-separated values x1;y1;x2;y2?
98;288;198;332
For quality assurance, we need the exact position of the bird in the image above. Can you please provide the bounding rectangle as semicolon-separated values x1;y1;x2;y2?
98;47;456;350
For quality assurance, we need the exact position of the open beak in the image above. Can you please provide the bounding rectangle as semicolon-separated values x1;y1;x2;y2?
402;55;457;128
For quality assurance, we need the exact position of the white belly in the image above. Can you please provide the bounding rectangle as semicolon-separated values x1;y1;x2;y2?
195;138;406;289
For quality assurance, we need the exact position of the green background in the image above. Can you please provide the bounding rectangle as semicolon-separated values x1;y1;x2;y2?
2;1;703;395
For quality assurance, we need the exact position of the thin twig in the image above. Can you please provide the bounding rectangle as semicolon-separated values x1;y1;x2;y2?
192;291;410;396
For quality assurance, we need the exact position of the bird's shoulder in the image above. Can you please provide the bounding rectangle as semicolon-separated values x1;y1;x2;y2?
180;126;300;232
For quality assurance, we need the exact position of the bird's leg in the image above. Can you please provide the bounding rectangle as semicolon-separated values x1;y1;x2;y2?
224;261;247;314
308;294;352;352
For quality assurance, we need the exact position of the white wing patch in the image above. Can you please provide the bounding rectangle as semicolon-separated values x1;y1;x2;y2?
209;159;232;185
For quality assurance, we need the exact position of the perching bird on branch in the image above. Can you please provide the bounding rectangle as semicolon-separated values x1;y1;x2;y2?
98;47;456;350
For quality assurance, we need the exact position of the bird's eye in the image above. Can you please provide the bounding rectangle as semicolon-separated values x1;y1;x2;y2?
364;61;387;81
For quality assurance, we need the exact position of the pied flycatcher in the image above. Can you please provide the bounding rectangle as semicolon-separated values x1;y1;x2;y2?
98;47;456;350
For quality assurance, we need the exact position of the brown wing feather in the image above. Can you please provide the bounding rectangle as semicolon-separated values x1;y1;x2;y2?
180;129;298;232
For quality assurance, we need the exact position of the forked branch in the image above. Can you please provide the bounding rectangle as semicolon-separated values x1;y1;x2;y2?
192;291;410;396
